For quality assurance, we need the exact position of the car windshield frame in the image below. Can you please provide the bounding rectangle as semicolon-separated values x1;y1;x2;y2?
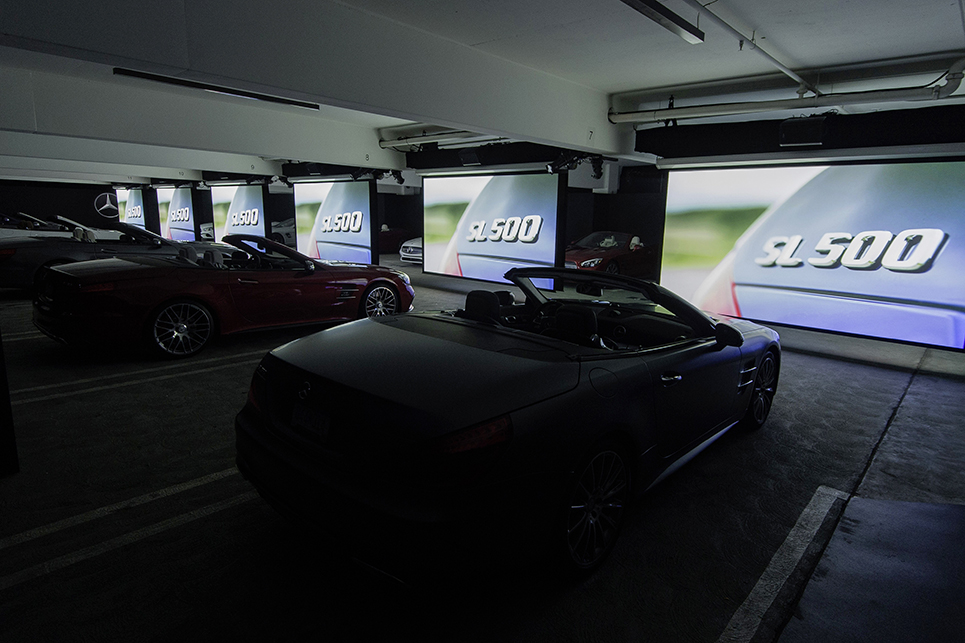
506;267;717;337
223;234;318;269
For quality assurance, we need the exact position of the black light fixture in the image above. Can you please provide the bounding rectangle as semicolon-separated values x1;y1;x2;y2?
620;0;704;44
113;68;320;110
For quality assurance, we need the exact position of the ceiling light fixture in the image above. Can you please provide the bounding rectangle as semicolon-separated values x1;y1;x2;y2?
620;0;704;44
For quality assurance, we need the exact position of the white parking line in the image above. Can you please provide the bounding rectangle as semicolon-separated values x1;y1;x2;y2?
0;491;259;593
10;349;269;395
2;332;45;342
11;357;264;405
0;469;238;551
716;485;849;643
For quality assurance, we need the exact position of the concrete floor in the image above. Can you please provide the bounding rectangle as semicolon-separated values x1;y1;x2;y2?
1;259;964;643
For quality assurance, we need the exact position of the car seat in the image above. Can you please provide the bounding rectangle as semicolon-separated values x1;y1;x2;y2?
457;290;502;324
201;249;225;269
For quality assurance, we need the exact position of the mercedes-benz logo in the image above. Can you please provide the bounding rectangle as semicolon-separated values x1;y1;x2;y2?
94;193;119;218
298;381;312;400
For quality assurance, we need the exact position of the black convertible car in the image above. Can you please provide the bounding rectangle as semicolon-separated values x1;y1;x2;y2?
235;268;780;577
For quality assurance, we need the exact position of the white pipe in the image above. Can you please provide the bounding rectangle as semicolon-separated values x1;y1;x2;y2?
676;0;820;96
378;130;476;149
609;57;965;124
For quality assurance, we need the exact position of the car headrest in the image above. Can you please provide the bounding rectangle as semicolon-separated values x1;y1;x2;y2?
493;290;515;306
178;246;198;263
462;290;502;323
202;249;225;268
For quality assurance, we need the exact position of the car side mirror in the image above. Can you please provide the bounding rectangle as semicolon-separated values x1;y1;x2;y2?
715;322;743;348
304;260;316;272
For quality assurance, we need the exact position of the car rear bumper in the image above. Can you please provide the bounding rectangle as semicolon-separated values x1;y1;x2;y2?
235;404;553;575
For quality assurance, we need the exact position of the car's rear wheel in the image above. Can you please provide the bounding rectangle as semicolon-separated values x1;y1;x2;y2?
361;284;399;318
560;441;630;575
150;300;214;358
743;351;778;429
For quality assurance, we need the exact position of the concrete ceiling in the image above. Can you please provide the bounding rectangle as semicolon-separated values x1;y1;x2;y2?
1;0;964;184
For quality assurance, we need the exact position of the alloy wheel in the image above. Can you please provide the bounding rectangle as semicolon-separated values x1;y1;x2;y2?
364;285;398;317
152;302;213;357
749;353;778;427
565;448;628;571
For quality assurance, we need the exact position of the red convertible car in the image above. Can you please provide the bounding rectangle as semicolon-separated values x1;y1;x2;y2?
564;231;657;278
33;234;414;357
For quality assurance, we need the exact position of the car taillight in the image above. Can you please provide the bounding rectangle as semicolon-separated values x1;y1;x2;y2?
428;415;513;486
246;365;269;413
692;251;741;317
433;415;512;455
79;282;115;293
0;249;15;261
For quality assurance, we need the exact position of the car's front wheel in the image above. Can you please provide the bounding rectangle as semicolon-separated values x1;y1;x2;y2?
149;300;214;358
361;284;399;318
559;441;630;575
743;351;778;429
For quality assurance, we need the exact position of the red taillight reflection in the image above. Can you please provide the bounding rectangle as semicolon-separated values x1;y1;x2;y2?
0;249;15;261
79;282;115;293
429;415;513;486
434;415;512;455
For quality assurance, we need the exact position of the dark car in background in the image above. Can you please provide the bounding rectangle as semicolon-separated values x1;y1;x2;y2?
34;234;414;357
0;212;76;238
0;221;213;291
235;267;779;578
565;231;657;278
693;163;964;349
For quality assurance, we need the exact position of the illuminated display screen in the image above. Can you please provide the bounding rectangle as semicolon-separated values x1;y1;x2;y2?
213;185;267;239
294;181;372;263
422;173;560;283
118;188;147;230
665;162;963;349
164;186;195;240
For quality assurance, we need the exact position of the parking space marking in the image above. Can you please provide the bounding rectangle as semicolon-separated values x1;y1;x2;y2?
2;331;45;342
717;485;848;643
10;349;269;396
11;357;264;405
0;491;259;593
0;469;238;551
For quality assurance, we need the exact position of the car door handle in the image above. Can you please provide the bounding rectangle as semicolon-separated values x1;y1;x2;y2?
661;373;683;386
237;278;259;284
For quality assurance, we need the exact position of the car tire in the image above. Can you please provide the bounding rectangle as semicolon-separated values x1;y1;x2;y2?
558;440;630;576
360;283;399;318
742;351;778;430
604;262;620;274
149;300;215;358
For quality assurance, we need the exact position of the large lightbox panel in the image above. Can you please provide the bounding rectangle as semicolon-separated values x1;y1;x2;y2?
212;185;268;240
294;181;374;263
664;162;963;349
423;173;562;283
118;188;147;230
163;186;196;241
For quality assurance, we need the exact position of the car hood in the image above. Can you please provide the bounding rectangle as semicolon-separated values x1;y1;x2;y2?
269;313;579;434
